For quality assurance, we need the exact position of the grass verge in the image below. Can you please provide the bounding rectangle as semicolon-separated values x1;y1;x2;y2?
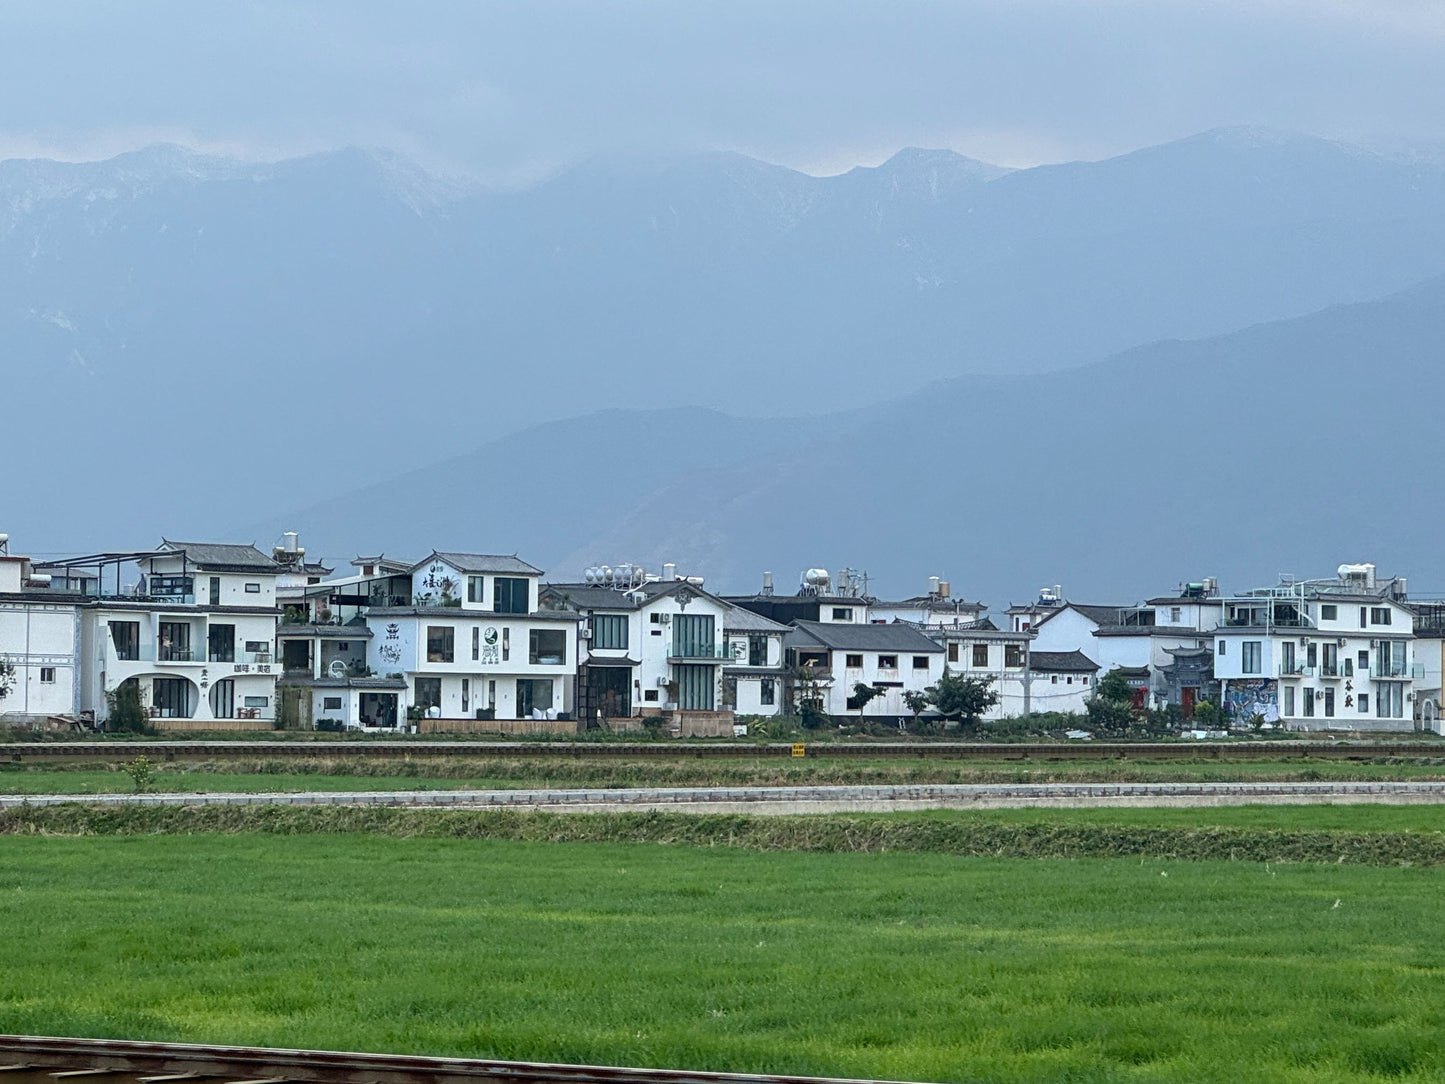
5;804;1445;866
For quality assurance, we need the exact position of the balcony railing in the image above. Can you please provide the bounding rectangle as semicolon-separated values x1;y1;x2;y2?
669;643;737;660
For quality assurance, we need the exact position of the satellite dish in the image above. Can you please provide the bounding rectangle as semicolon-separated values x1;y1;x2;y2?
327;659;349;679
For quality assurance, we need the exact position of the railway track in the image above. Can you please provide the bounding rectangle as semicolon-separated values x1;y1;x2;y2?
4;740;1444;763
0;1036;915;1084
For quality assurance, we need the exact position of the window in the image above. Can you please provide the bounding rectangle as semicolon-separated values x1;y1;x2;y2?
1051;675;1058;684
157;621;194;661
244;582;261;593
948;643;959;663
39;667;55;684
1067;676;1073;685
1360;607;1368;628
414;677;441;711
244;640;269;654
760;678;775;706
502;627;510;662
467;576;485;603
243;696;268;708
1320;642;1338;676
1303;688;1314;716
1358;693;1369;714
912;656;930;670
1324;688;1335;717
650;613;663;623
323;696;343;711
472;626;480;661
1004;644;1024;668
832;607;853;621
109;621;140;661
973;644;989;667
1082;676;1089;685
427;625;454;663
1321;604;1337;621
209;576;221;605
1370;607;1392;626
149;574;193;599
591;614;629;650
1242;641;1262;674
643;689;659;702
878;655;898;669
518;678;555;717
1359;650;1370;671
208;624;236;663
1283;686;1295;716
1170;607;1181;622
493;577;530;614
1217;640;1226;656
529;628;566;665
1280;641;1295;674
462;678;470;714
846;654;864;668
748;634;768;667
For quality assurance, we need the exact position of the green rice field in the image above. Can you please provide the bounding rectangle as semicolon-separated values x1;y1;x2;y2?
2;826;1444;1082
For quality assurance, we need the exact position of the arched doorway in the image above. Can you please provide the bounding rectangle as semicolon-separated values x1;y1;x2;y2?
150;676;197;719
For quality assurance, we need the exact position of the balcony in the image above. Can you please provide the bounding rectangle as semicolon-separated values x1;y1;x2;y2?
669;643;738;661
1278;663;1310;678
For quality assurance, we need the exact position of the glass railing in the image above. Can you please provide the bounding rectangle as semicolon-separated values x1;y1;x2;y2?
669;643;738;660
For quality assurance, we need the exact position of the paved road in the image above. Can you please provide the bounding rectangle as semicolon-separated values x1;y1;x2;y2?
6;781;1445;813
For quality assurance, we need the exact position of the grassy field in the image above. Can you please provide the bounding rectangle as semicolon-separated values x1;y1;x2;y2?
8;753;1445;794
1;833;1443;1083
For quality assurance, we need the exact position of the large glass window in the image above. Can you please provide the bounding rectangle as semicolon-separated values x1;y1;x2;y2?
972;644;988;667
672;614;716;658
109;621;140;661
517;678;554;717
414;677;441;711
529;628;566;665
467;576;485;603
760;678;775;706
1004;645;1024;668
493;578;530;614
426;626;454;663
207;623;235;663
748;634;768;667
158;622;194;662
1242;641;1262;674
590;614;629;650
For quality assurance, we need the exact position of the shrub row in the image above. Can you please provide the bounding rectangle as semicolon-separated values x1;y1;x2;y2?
4;804;1444;866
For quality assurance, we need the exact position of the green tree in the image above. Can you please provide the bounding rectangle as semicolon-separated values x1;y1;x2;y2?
107;679;148;734
0;660;14;701
1096;668;1133;704
849;682;883;712
902;689;929;721
926;668;998;725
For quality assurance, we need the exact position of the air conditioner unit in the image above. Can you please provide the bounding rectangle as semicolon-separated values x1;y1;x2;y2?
656;676;670;687
660;613;671;624
579;628;592;640
1337;638;1347;647
1299;637;1308;646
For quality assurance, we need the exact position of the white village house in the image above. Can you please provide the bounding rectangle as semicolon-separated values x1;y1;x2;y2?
1213;564;1417;730
0;535;85;723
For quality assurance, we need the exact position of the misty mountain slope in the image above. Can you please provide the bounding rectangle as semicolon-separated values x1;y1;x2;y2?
257;274;1445;603
6;130;1445;553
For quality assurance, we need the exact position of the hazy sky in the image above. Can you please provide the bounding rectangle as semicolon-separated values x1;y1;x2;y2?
2;1;1442;179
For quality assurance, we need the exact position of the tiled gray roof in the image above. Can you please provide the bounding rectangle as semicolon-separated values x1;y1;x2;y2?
160;540;281;571
540;583;640;611
786;620;943;653
418;551;543;576
722;607;792;633
1028;650;1100;673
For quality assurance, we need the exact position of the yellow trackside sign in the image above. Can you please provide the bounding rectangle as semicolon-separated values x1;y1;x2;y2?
791;743;806;758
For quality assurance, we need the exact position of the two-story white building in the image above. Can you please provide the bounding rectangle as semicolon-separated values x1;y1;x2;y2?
0;535;85;724
1214;564;1416;730
867;577;986;628
785;620;945;721
364;551;580;724
38;541;283;727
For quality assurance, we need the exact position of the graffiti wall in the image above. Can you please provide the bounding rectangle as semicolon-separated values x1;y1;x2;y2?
1225;678;1279;723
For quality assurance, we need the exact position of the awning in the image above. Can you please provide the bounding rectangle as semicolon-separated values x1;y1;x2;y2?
586;657;640;668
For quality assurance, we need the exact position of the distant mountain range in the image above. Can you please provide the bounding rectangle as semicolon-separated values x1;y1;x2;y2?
258;273;1445;604
4;128;1444;592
